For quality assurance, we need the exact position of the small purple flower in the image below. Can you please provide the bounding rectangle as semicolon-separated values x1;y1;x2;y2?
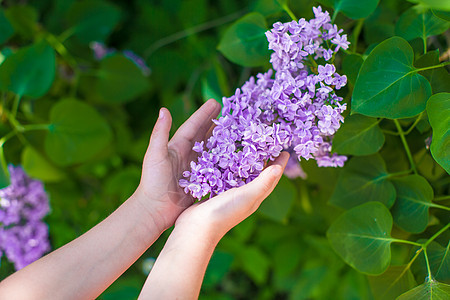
0;166;51;270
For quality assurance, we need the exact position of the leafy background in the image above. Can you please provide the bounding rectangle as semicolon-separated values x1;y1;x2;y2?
0;0;449;299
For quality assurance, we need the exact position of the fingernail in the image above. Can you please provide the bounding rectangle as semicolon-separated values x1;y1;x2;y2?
159;108;165;119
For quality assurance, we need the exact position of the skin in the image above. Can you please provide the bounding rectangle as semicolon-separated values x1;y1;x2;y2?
0;99;289;300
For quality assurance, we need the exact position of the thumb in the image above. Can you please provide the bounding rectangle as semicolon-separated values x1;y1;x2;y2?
146;108;172;159
236;152;290;206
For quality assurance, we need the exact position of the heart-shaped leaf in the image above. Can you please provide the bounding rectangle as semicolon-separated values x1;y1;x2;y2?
397;279;450;299
67;0;121;44
391;175;434;233
22;146;66;182
45;99;112;166
395;6;450;42
217;12;270;67
329;154;396;209
327;202;394;275
333;0;380;19
414;0;450;11
332;114;385;155
426;93;450;173
0;41;56;98
95;54;150;103
352;37;431;119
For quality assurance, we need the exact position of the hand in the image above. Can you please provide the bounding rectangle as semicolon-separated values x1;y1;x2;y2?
133;99;221;232
173;152;290;241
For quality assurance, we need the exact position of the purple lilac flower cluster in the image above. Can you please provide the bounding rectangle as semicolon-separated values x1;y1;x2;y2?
0;166;50;270
180;7;348;199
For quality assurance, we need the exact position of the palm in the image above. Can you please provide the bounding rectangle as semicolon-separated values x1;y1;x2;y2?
136;100;221;230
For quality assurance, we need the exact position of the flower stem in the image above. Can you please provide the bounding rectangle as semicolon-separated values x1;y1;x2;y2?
391;239;422;247
394;119;417;174
280;2;297;21
351;19;364;53
434;195;450;201
404;112;424;135
416;61;450;72
423;248;433;280
11;94;21;119
423;223;450;248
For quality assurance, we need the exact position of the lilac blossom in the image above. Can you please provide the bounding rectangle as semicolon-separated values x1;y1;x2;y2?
0;166;51;270
180;7;347;200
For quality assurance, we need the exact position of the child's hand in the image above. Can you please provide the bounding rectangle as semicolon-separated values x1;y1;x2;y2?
173;152;289;241
133;99;221;232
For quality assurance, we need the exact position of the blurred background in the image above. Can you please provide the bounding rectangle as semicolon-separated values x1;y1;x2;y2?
0;0;448;299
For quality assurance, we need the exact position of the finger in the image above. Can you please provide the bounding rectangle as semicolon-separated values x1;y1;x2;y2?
146;108;172;159
171;99;221;146
236;152;290;205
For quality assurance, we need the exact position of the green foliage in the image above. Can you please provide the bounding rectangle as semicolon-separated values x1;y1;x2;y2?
327;202;394;275
258;176;296;222
0;41;55;97
332;114;385;155
329;154;396;209
45;99;112;166
397;280;450;299
395;6;450;42
0;0;448;298
217;12;270;67
67;0;121;44
368;265;417;300
391;175;434;233
333;0;380;19
426;93;450;173
352;37;431;119
95;54;150;103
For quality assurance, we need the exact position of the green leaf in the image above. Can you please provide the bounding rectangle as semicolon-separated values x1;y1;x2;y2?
252;0;286;16
217;12;270;67
45;99;112;166
435;241;450;283
333;0;380;19
342;53;364;86
203;251;234;288
426;93;450;173
4;5;37;39
352;36;431;119
368;265;417;300
239;246;270;284
67;0;121;44
415;50;450;93
0;9;14;44
21;146;66;182
391;175;434;233
397;280;450;300
329;154;396;209
0;41;56;97
395;6;450;42
95;54;150;103
414;0;450;11
432;10;450;21
327;202;394;275
258;176;296;223
332;114;385;155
